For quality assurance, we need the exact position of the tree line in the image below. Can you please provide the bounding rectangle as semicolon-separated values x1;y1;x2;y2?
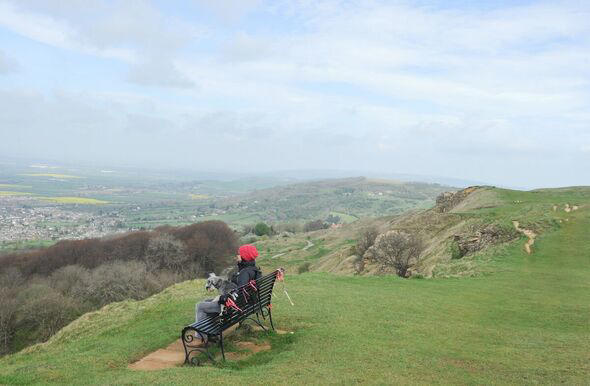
0;220;237;355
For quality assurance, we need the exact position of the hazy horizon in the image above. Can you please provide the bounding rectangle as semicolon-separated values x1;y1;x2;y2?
1;1;589;189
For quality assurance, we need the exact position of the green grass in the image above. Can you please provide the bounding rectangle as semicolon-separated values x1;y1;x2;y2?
1;188;589;384
329;211;359;223
0;240;56;252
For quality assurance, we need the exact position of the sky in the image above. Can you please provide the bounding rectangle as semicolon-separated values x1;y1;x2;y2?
0;0;589;189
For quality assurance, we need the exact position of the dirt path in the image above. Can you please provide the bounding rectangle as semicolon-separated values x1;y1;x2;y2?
271;239;313;259
128;339;186;371
128;327;291;371
512;220;537;254
302;240;314;251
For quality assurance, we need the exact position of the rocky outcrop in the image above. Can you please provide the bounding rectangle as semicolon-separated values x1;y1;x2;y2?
451;224;518;258
435;186;479;213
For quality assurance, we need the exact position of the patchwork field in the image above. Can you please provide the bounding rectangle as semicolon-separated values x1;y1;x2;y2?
1;162;452;247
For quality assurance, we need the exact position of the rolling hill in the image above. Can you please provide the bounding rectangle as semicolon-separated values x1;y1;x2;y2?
216;177;452;224
0;186;588;384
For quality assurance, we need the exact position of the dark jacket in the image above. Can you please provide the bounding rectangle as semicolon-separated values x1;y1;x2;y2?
231;260;262;287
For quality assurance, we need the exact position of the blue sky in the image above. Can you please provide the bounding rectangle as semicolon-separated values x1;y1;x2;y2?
0;0;589;188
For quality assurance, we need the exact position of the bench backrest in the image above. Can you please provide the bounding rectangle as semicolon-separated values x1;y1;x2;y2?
219;269;279;329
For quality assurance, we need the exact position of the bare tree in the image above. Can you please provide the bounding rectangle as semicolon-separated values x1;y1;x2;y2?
304;219;328;232
356;226;379;257
49;265;90;297
371;230;424;277
145;233;188;272
85;261;150;306
0;268;23;353
19;283;81;342
0;267;23;288
0;287;19;354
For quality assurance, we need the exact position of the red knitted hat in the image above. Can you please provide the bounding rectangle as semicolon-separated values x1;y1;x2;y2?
238;244;258;261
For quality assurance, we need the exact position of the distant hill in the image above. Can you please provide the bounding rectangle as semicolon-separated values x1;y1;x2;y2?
217;177;453;224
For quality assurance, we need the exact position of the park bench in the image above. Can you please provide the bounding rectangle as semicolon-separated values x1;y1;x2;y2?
181;269;282;365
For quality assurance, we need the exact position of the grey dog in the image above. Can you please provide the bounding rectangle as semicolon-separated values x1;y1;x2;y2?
195;273;239;327
205;272;238;297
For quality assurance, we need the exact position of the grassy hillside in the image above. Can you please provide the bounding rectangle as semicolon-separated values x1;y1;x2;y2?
0;187;588;384
258;186;590;279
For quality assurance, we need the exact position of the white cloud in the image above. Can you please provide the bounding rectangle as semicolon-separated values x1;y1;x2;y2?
0;1;133;61
0;0;203;87
0;0;589;187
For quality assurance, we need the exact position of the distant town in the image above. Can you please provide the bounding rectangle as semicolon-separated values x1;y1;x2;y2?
0;196;126;243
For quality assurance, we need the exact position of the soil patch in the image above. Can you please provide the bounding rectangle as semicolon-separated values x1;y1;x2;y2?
250;326;292;335
512;221;537;254
128;339;186;371
225;341;271;360
128;325;290;371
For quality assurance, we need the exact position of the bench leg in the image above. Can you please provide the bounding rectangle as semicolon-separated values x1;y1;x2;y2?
181;327;216;365
268;307;275;331
181;327;191;364
219;332;225;361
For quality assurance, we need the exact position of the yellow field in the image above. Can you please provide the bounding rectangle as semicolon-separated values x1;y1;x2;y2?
21;173;82;179
0;191;33;196
189;193;209;200
0;184;32;188
41;197;109;204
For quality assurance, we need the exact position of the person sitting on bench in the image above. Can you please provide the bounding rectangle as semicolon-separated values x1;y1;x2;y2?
194;244;262;338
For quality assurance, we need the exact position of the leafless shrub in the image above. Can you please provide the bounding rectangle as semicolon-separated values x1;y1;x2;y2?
176;221;238;274
355;226;379;257
145;233;188;272
49;265;90;297
0;267;24;289
0;287;19;354
84;261;151;306
304;219;328;232
0;221;237;280
19;284;81;341
370;230;424;277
